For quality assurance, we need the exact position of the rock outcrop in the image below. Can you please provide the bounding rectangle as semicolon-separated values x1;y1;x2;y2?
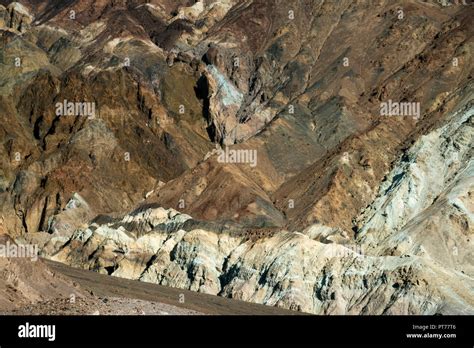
356;100;474;277
45;205;474;314
1;0;473;315
45;96;474;314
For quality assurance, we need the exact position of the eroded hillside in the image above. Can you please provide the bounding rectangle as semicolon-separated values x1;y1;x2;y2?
0;0;472;314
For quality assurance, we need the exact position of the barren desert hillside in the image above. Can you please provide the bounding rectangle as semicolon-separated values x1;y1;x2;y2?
0;0;472;315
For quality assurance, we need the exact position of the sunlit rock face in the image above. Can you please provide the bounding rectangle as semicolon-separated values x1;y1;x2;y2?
204;64;244;145
356;103;474;278
42;98;474;314
45;196;474;314
0;2;33;32
1;0;473;314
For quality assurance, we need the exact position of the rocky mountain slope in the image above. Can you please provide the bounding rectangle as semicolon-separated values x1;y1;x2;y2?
39;97;474;313
42;102;474;313
0;0;473;314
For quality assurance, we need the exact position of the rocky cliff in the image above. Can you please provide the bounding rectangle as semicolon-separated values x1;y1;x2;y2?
43;98;474;314
1;0;473;314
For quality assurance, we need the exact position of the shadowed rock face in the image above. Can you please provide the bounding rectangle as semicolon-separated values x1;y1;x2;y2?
0;0;473;314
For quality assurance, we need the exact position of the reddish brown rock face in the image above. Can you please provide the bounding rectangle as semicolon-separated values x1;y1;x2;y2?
0;0;473;315
0;0;472;232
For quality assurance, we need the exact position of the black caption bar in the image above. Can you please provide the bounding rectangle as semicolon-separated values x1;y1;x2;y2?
0;315;472;347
